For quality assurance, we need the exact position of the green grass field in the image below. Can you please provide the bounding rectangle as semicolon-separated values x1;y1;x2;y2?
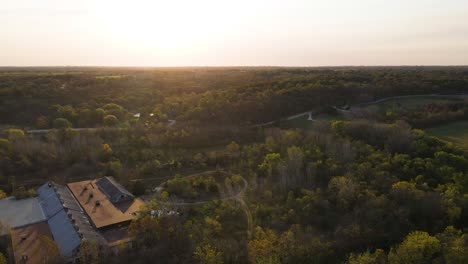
425;121;468;149
282;114;315;129
282;113;345;129
361;96;464;113
281;95;467;131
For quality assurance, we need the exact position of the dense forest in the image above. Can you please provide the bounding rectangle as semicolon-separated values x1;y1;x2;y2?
1;66;467;127
1;67;468;263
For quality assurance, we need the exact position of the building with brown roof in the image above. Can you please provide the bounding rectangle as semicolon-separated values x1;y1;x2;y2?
11;222;58;264
67;177;145;229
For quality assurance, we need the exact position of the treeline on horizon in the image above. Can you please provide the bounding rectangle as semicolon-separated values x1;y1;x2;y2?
1;67;468;128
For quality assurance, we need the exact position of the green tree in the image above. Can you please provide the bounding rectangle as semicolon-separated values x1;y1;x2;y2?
103;115;119;126
347;249;387;264
139;160;161;176
78;108;93;127
36;115;50;128
194;245;223;264
331;120;346;137
166;175;197;198
437;226;468;264
328;176;358;211
129;215;192;263
4;128;25;141
388;231;441;264
0;138;12;155
102;103;125;119
258;153;282;178
55;104;78;122
78;240;101;264
149;108;168;124
248;227;281;264
226;141;240;156
93;108;106;124
0;253;6;264
12;185;36;199
53;117;72;129
101;143;113;161
106;160;122;176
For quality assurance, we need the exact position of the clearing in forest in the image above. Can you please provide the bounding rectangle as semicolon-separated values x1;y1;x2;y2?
425;121;468;149
357;96;465;112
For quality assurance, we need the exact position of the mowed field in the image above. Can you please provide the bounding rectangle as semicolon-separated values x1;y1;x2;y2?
358;96;465;112
282;113;345;129
282;113;315;129
426;121;468;149
279;95;467;131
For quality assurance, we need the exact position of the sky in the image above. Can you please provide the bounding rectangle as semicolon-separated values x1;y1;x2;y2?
1;0;468;66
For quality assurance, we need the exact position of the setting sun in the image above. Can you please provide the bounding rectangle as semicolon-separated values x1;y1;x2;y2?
1;0;468;65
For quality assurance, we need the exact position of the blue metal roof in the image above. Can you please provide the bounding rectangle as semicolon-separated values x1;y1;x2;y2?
48;209;81;256
36;182;81;257
36;183;64;218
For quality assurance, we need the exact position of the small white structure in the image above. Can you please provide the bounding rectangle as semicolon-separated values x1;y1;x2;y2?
152;187;163;193
307;112;314;121
133;113;141;118
150;209;178;218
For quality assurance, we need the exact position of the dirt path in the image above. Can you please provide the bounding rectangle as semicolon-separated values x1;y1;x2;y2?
159;172;248;206
152;170;253;238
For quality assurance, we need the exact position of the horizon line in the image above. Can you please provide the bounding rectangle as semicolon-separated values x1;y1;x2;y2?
1;65;468;68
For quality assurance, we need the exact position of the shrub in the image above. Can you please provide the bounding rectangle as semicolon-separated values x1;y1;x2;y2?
53;118;72;129
104;115;119;126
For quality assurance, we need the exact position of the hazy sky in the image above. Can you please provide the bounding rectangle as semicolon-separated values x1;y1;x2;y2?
1;0;468;66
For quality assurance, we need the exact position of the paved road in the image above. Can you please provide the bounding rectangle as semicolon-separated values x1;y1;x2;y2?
26;120;177;134
26;127;104;134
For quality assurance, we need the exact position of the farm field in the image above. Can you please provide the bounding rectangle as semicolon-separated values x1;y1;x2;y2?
281;112;346;129
281;113;315;129
425;121;468;149
357;96;465;113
